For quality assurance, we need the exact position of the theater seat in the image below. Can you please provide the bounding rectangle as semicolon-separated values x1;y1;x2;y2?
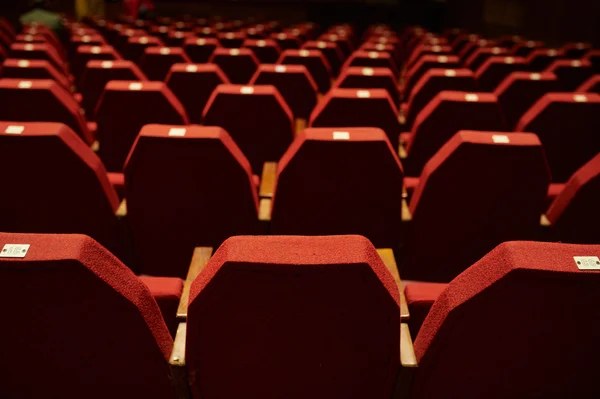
545;59;595;91
243;38;281;63
310;88;400;149
465;46;507;72
165;30;195;47
9;42;67;75
516;93;600;182
318;32;353;58
527;48;566;72
73;45;122;83
185;235;401;399
562;41;592;59
407;44;453;69
344;50;398;78
0;79;94;145
125;125;260;278
336;66;400;106
0;122;123;255
475;55;527;91
96;81;189;172
250;64;318;120
546;153;600;244
182;37;219;63
402;55;461;100
140;47;191;81
404;282;447;337
278;49;332;93
1;59;71;90
123;35;163;64
402;131;550;282
69;34;105;58
411;241;600;398
270;128;404;247
510;40;544;58
218;31;247;48
270;31;302;50
303;40;344;77
458;39;497;65
577;74;600;94
0;232;177;399
209;47;258;84
584;50;600;73
202;84;294;173
404;92;509;176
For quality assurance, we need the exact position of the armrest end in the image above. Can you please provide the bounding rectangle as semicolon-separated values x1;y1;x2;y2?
259;198;272;222
259;162;277;198
176;247;213;319
402;199;412;222
377;248;410;321
116;199;127;218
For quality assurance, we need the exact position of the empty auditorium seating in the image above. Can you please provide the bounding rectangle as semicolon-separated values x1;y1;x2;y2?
165;30;195;47
278;49;332;93
516;93;600;182
475;55;527;91
527;48;566;72
203;84;294;172
218;31;247;48
209;47;258;84
194;25;217;38
270;31;302;50
407;44;453;69
584;50;600;73
69;34;105;57
96;81;189;172
577;74;600;93
465;46;507;72
270;128;404;247
139;47;191;81
9;43;67;75
458;38;496;64
546;59;595;91
125;125;260;278
408;241;600;398
303;40;344;76
401;132;550;282
318;32;353;58
344;50;398;78
546;153;600;244
402;55;461;100
310;88;401;149
0;232;178;399
1;59;71;90
403;92;508;176
185;235;401;399
183;37;219;63
0;79;94;145
510;40;544;57
336;66;400;106
250;64;317;120
124;35;163;64
495;72;561;129
73;45;121;83
562;41;592;59
243;38;281;63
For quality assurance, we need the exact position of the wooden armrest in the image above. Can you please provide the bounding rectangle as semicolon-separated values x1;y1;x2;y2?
401;199;412;222
540;214;551;227
377;248;410;321
91;140;100;152
259;162;277;198
398;114;406;126
400;323;417;367
259;198;272;222
116;199;127;218
170;322;187;366
176;247;213;319
295;118;307;137
398;143;407;159
169;322;191;399
402;185;408;199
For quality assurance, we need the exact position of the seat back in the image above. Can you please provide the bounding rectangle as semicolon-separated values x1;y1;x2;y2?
209;47;259;84
336;66;400;105
562;41;593;59
187;235;401;399
577;74;600;94
545;59;595;91
73;45;122;83
475;55;527;91
182;37;219;63
243;38;281;63
510;39;544;57
2;58;71;89
403;55;461;99
279;49;332;93
465;46;507;72
412;241;600;398
140;46;191;81
271;31;303;50
124;35;163;63
583;50;600;73
0;232;175;399
345;50;398;77
303;40;344;76
9;42;66;74
217;31;247;48
407;44;453;69
526;48;566;71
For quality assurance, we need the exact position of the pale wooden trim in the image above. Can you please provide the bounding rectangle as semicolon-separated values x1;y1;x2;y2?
540;214;551;227
169;322;191;399
116;199;127;218
295;118;307;137
400;323;418;367
401;199;412;222
176;247;213;319
377;248;410;321
259;162;277;198
259;198;272;222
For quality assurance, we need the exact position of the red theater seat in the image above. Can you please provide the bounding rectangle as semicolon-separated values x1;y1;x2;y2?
475;55;528;91
218;31;247;48
545;59;595;91
69;34;105;57
516;93;600;182
1;59;71;90
270;31;302;50
193;26;217;38
402;55;461;100
73;45;122;83
458;39;497;65
202;84;294;173
270;128;404;247
562;41;592;59
527;48;566;72
410;241;600;398
278;49;332;93
96;81;189;172
140;47;191;81
309;88;401;149
404;282;446;337
402;132;550;282
80;60;147;120
183;37;219;63
124;35;163;64
0;122;122;254
494;71;561;129
165;30;195;47
465;46;507;72
0;79;94;145
124;125;260;278
166;63;229;124
407;44;452;69
9;43;67;75
584;50;600;73
250;64;318;120
404;92;508;176
243;39;281;63
209;47;259;84
451;33;480;54
510;40;544;58
546;153;600;244
0;232;178;399
577;74;600;94
344;50;398;78
336;66;400;106
186;235;401;399
302;41;345;77
361;41;400;66
318;32;354;58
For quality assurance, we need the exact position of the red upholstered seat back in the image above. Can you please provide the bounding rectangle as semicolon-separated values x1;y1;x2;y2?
202;84;294;173
510;39;544;57
412;241;600;398
96;80;189;172
526;48;567;71
0;232;175;399
182;37;219;63
547;153;600;244
407;44;452;69
406;91;509;176
271;128;404;247
0;79;93;145
583;50;600;73
474;55;528;91
345;50;398;77
562;41;592;59
318;32;354;58
403;55;461;99
336;66;400;105
217;31;247;48
187;235;400;399
403;131;550;282
124;35;163;64
165;30;196;47
73;45;122;83
9;43;66;74
577;74;600;94
209;47;259;84
309;88;401;149
465;46;507;72
124;124;259;277
243;38;281;63
516;93;600;182
279;49;332;93
1;58;71;89
140;46;191;81
271;31;303;50
303;40;345;76
545;59;595;91
0;122;122;255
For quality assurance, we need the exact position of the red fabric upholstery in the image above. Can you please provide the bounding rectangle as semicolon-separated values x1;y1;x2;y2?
412;241;600;398
0;79;94;145
123;35;163;64
1;58;71;89
209;47;258;84
465;46;507;72
318;32;354;58
494;71;561;129
9;43;67;75
243;39;281;63
183;37;219;63
516;93;600;182
73;45;122;83
107;171;125;200
270;31;302;50
202;84;294;173
166;63;229;124
577;74;600;94
407;44;452;69
344;50;398;78
278;49;332;93
450;33;480;54
0;122;123;256
309;88;401;149
545;59;595;91
217;31;247;48
165;30;196;47
125;124;259;277
404;282;447;337
402;55;461;100
336;66;399;106
406;91;509;176
526;48;567;72
302;40;345;76
250;64;318;119
496;34;522;48
475;55;528;91
271;128;404;247
562;41;593;59
80;60;146;121
546;153;600;244
360;42;400;66
69;34;105;57
193;26;217;38
96;81;189;172
547;182;565;207
0;232;175;399
458;39;497;64
510;39;544;57
187;235;400;399
139;275;183;337
583;50;600;73
405;68;478;130
403;131;550;282
140;46;191;81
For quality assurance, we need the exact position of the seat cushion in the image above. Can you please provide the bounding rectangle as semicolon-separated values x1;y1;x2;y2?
405;282;448;337
139;276;184;338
